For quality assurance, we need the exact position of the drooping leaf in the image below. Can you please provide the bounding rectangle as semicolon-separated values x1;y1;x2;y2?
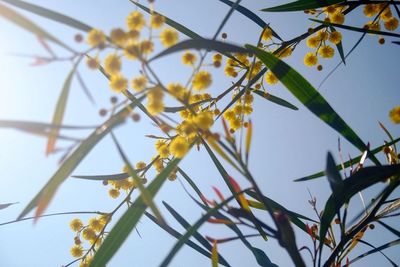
46;65;77;156
319;164;400;252
159;190;246;267
144;212;229;266
325;152;343;192
261;0;345;12
218;0;282;40
150;39;248;62
377;221;400;238
72;173;129;181
1;0;93;31
163;202;230;267
89;158;182;267
18;97;145;221
0;2;74;52
253;90;298;110
311;19;400;38
349;239;400;265
111;132;165;225
329;26;346;65
246;44;380;165
0;202;18;210
129;0;202;39
294;137;400;182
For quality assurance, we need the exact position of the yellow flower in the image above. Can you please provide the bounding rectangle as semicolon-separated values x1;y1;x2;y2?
147;100;164;115
389;106;400;124
70;245;84;258
110;28;126;45
86;56;99;70
108;188;120;199
150;14;165;29
306;37;319;48
160;28;179;47
182;51;197;66
223;109;235;120
192;71;212;91
384;17;399;31
316;30;329;41
87;29;106;47
213;53;222;62
265;71;278;85
170;136;189;158
365;21;381;32
69;219;83;232
262;27;273;41
82;227;97;241
329;12;345;24
193;111;214;131
131;75;147;92
136;161;147;169
126;11;145;31
104;54;121;75
167;83;185;99
329;31;342;44
109;73;128;93
124;43;140;60
88;217;103;233
277;46;292;58
303;52;318;67
363;4;378;17
140;40;154;55
224;66;238;77
157;143;170;159
319;45;335;58
323;5;337;15
126;29;140;41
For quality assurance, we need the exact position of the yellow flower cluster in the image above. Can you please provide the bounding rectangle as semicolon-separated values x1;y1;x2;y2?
362;4;399;43
68;215;111;266
389;106;400;124
223;91;254;132
304;28;339;68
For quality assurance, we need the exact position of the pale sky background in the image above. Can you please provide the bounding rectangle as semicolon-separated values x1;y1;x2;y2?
0;1;399;266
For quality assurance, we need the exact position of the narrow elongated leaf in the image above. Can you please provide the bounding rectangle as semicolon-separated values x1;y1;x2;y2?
261;0;344;12
72;173;129;181
46;65;77;156
163;202;230;266
246;44;380;165
294;137;400;182
144;212;229;266
319;164;400;252
329;26;345;65
1;0;92;31
349;239;400;265
159;191;245;267
111;133;165;225
0;3;74;52
218;0;282;40
0;202;18;210
0;120;95;130
325;152;343;192
18;97;145;220
377;221;400;238
150;39;248;62
129;0;201;39
253;90;298;110
212;241;218;267
311;19;400;38
89;158;182;267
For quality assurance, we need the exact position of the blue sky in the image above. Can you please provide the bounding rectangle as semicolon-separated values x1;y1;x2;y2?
0;0;399;266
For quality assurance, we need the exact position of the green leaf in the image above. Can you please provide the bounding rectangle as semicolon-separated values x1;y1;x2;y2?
18;97;145;220
218;0;282;40
46;65;77;156
261;0;344;12
72;173;129;181
253;90;298;110
176;168;207;205
378;221;400;238
89;158;182;267
319;164;400;252
294;137;400;182
159;190;246;267
1;0;92;32
150;39;248;62
251;247;279;267
0;202;18;210
0;2;74;52
111;132;165;225
329;26;346;65
246;190;316;233
325;152;343;192
129;0;201;39
246;44;380;165
163;202;230;267
349;239;400;265
311;19;400;38
144;212;229;266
